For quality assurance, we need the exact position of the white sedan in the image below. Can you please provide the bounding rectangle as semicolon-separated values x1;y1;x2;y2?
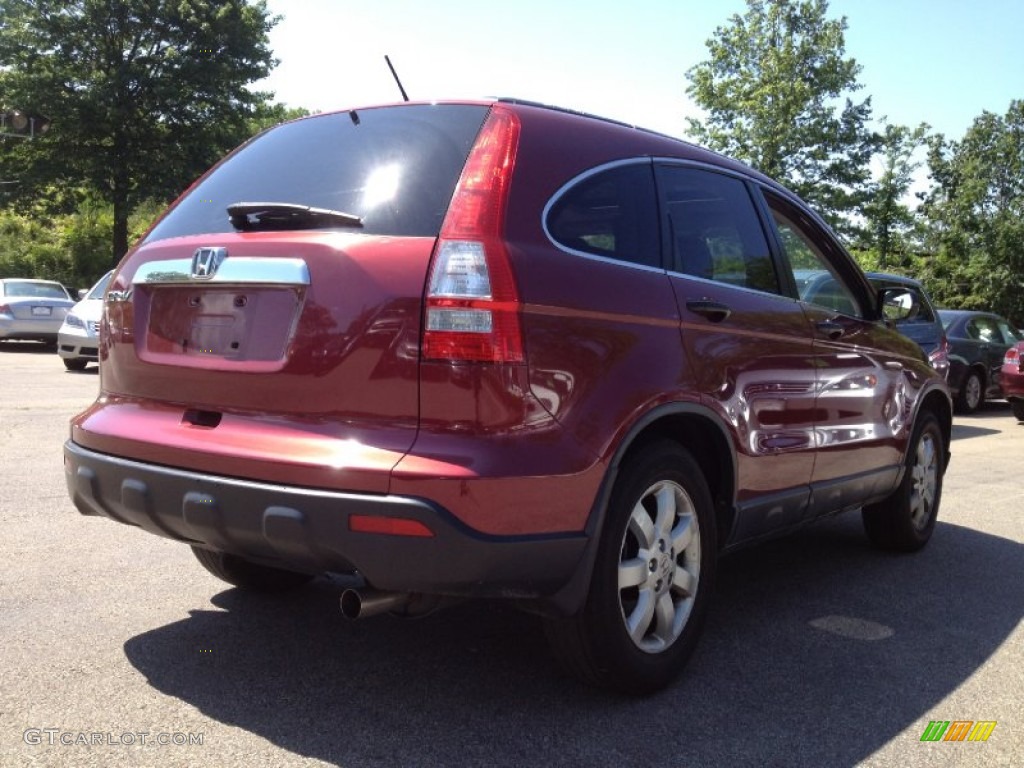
0;278;75;345
57;271;112;371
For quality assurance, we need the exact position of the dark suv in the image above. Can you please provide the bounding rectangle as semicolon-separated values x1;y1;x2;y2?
797;269;950;379
64;100;952;694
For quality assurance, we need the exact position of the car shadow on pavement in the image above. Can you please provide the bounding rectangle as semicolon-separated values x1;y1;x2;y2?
951;422;1001;440
0;340;57;354
123;514;1023;768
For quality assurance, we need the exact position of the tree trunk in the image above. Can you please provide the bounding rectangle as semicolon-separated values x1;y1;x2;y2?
112;191;129;267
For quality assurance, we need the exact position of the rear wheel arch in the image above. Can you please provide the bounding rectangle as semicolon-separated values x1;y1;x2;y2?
917;389;952;464
545;403;737;618
613;409;737;549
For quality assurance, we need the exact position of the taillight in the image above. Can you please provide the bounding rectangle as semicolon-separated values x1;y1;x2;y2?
929;336;949;366
928;334;950;372
422;107;524;363
1005;346;1023;371
0;303;10;315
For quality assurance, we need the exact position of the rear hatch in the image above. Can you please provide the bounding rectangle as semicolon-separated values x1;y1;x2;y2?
74;103;491;492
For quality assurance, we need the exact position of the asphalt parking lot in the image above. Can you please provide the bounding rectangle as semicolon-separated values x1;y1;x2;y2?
1;342;1021;768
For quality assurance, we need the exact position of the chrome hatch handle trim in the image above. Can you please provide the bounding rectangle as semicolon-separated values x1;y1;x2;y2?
132;256;310;287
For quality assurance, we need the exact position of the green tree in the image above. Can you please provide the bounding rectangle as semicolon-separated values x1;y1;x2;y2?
919;100;1024;324
685;0;877;232
0;0;279;264
861;122;929;271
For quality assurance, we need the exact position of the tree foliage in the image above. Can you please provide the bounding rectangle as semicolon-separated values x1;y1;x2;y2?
0;193;164;288
860;122;929;270
919;100;1024;324
0;0;279;263
685;0;877;232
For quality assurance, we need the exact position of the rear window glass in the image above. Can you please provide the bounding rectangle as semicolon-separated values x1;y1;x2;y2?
3;281;70;299
144;104;489;243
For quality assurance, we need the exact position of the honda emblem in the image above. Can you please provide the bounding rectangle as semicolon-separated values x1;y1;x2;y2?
191;247;227;279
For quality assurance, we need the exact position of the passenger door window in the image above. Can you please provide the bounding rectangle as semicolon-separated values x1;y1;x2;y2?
765;195;862;317
655;165;781;294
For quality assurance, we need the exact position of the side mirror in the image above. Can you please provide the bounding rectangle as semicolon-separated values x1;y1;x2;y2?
77;288;88;300
877;287;920;325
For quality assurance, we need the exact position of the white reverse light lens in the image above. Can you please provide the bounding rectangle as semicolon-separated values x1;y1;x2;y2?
428;241;491;298
425;308;493;333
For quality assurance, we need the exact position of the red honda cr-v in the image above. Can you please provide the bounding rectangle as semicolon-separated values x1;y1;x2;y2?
65;99;952;693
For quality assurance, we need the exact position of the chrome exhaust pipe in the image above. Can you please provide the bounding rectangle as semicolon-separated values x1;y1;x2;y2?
340;588;410;619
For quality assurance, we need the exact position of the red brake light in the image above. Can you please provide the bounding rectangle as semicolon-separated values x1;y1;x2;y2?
1005;346;1022;370
422;107;524;363
929;336;950;366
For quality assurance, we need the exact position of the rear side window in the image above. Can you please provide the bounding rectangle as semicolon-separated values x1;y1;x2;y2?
655;165;780;294
545;163;660;268
144;104;490;243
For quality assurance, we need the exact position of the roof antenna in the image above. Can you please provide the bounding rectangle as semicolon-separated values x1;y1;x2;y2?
385;55;409;102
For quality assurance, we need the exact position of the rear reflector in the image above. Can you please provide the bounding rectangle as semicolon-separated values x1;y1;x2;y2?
349;515;434;538
422;107;524;363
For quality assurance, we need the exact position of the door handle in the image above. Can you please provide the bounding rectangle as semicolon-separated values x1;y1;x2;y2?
686;300;731;323
816;320;845;340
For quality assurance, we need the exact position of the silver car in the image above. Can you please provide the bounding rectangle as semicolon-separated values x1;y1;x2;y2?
0;278;75;345
56;271;112;371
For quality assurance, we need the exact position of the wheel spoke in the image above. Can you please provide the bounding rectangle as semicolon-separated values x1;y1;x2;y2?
918;435;935;471
626;588;656;644
653;484;676;538
652;592;676;646
628;502;656;549
618;557;648;590
671;515;695;553
672;564;697;597
909;433;939;528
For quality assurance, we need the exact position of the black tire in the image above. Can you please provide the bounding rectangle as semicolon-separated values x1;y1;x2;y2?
955;370;984;414
545;440;717;695
62;358;88;371
1011;400;1024;422
191;546;315;591
862;411;944;551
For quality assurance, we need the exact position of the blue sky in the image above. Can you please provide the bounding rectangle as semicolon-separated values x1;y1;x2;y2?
257;0;1022;143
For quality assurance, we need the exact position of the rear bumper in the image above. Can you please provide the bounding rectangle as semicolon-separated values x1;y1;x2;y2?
64;440;588;600
0;316;61;341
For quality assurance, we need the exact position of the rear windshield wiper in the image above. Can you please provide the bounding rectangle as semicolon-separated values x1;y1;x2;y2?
227;202;363;231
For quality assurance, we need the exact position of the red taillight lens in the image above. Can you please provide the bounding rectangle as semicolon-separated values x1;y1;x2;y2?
0;303;11;315
1005;346;1022;371
422;107;524;363
929;336;950;366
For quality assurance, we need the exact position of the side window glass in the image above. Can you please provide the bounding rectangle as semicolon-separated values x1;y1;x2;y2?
656;165;780;294
997;320;1020;344
972;317;999;342
767;198;861;317
546;163;660;268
